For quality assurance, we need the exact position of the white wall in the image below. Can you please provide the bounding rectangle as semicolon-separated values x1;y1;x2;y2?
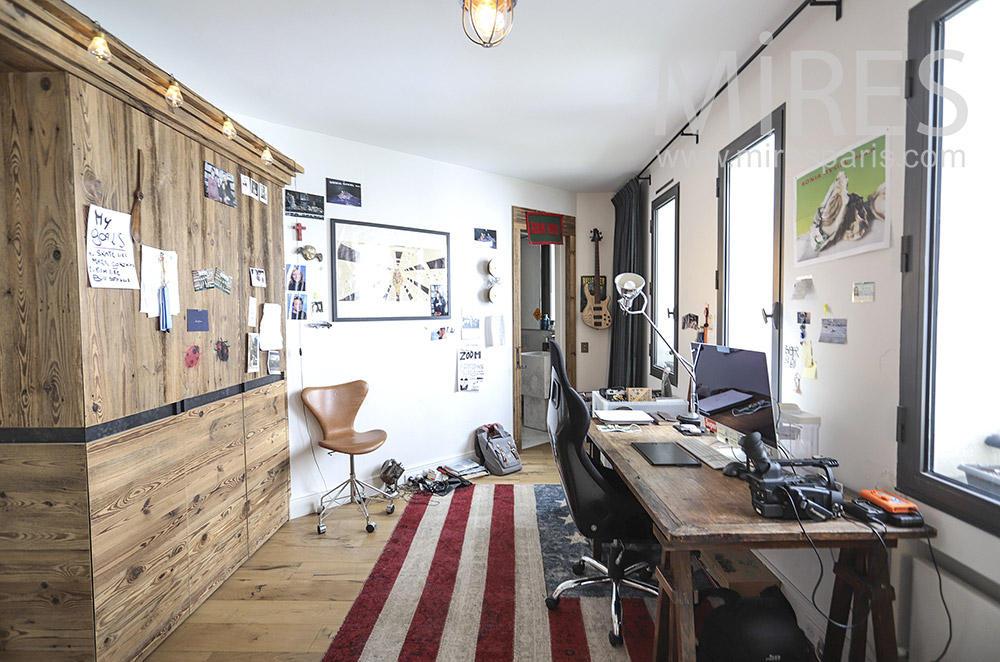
641;0;998;653
235;115;575;519
574;192;616;391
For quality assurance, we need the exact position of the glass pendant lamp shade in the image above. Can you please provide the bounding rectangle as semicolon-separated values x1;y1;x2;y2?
164;80;183;108
462;0;516;48
221;117;237;140
261;146;274;166
88;32;111;62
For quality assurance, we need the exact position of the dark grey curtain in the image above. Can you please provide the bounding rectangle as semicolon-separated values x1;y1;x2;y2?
607;178;645;387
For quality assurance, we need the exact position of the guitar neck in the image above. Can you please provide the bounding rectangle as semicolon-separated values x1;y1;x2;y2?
593;240;601;301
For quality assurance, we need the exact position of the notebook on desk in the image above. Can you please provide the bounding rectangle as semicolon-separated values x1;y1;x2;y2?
632;442;701;466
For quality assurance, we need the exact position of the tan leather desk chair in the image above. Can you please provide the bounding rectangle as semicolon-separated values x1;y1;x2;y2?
301;380;395;534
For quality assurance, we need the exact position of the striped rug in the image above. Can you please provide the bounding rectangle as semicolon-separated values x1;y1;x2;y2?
323;483;657;662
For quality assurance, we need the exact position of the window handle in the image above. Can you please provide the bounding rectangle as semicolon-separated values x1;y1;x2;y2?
667;308;675;318
761;302;781;330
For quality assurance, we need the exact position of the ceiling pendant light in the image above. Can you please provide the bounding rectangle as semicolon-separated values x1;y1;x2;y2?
88;31;112;62
260;146;274;166
164;79;183;108
462;0;516;48
221;117;237;140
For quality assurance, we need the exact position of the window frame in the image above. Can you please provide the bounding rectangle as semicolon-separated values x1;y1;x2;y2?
899;0;1000;535
716;105;785;398
649;182;681;385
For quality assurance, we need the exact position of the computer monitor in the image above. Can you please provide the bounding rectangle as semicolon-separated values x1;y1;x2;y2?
691;343;779;448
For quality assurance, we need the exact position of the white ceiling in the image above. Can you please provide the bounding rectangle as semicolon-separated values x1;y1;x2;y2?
70;0;802;192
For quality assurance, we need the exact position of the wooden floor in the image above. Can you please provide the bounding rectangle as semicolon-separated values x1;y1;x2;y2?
146;444;559;662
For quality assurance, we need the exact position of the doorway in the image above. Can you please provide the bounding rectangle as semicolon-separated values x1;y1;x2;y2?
511;207;576;450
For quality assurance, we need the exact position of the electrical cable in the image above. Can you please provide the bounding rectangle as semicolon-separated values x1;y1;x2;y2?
925;528;953;662
781;486;870;631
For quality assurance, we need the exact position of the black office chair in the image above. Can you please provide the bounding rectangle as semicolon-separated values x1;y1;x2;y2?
544;341;658;647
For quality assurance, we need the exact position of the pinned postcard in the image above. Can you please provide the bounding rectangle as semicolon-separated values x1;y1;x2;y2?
86;205;139;289
819;318;847;344
852;281;875;303
249;267;266;288
187;309;209;332
267;350;281;375
214;268;233;294
792;275;814;300
461;312;481;340
247;333;260;373
192;268;214;291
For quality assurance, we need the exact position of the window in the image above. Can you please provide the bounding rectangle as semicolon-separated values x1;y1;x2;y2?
717;107;785;397
900;0;1000;535
650;183;680;385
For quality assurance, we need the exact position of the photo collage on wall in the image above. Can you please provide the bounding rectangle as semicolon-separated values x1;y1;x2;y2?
286;263;308;320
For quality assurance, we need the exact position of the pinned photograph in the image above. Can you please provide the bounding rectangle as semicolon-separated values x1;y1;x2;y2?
267;350;281;375
249;267;267;288
475;228;497;249
247;333;260;373
819;318;848;344
240;174;251;196
251;179;260;200
681;313;699;330
203;161;237;207
214;268;233;294
259;183;268;205
287;293;307;320
326;178;362;207
796;311;811;324
192;268;215;291
286;264;306;291
285;189;325;219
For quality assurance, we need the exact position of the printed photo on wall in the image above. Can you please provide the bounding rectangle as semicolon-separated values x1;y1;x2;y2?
247;333;260;373
287;293;308;320
286;264;306;291
203;161;237;208
284;189;325;219
326;178;362;207
474;228;497;249
794;134;889;266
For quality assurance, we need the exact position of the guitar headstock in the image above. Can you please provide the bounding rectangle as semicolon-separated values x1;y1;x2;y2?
590;228;603;243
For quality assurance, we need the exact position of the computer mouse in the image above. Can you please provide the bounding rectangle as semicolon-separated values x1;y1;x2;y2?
722;461;745;478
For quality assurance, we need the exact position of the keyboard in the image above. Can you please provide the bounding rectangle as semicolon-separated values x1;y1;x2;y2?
672;436;734;470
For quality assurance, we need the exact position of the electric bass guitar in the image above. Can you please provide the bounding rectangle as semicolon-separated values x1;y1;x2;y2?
581;229;612;330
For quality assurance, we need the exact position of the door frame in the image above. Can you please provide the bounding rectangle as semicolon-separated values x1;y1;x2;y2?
511;207;576;449
716;105;785;397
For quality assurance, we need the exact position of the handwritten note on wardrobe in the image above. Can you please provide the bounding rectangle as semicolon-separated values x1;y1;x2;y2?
86;205;139;289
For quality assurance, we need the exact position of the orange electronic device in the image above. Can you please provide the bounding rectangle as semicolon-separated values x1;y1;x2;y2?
859;489;919;514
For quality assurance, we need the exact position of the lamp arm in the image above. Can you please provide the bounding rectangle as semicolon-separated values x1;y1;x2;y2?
618;290;697;397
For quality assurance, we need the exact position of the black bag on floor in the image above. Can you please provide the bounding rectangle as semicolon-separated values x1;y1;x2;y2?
697;586;813;662
475;423;522;476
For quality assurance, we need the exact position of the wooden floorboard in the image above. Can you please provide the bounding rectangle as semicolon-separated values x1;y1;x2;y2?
145;443;557;661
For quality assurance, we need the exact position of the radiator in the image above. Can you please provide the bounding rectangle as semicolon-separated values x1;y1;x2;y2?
908;556;999;661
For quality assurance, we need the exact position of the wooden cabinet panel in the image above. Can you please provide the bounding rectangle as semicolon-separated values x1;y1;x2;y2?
0;444;94;660
0;72;83;428
244;381;290;554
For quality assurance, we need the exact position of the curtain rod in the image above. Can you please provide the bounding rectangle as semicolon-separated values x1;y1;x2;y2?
636;0;835;178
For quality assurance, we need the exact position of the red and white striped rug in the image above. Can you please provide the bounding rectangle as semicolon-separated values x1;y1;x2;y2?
323;483;657;662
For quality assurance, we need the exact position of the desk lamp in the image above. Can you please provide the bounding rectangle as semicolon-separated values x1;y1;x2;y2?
614;272;701;426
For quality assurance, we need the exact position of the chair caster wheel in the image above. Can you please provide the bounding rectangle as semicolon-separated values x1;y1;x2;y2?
366;522;376;533
386;503;395;515
572;560;586;576
317;523;327;534
608;630;623;647
545;597;559;610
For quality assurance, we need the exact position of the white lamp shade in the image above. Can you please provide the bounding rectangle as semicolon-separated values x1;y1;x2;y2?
614;272;646;299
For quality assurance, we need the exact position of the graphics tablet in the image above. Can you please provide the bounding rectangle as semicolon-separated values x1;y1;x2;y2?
631;442;701;466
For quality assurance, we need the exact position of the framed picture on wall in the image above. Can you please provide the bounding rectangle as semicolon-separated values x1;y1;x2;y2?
331;219;451;321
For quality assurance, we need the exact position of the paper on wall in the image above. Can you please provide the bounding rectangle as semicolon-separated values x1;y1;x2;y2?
801;341;818;379
259;303;283;350
248;296;258;327
486;315;505;347
458;344;484;392
85;205;139;289
139;245;180;318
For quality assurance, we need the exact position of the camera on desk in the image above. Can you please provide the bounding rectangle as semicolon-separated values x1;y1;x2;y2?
736;432;844;522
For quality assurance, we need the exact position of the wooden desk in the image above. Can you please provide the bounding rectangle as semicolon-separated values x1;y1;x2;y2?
588;420;933;662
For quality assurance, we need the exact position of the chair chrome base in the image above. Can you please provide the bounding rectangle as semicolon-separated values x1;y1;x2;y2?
317;454;395;534
545;541;658;647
